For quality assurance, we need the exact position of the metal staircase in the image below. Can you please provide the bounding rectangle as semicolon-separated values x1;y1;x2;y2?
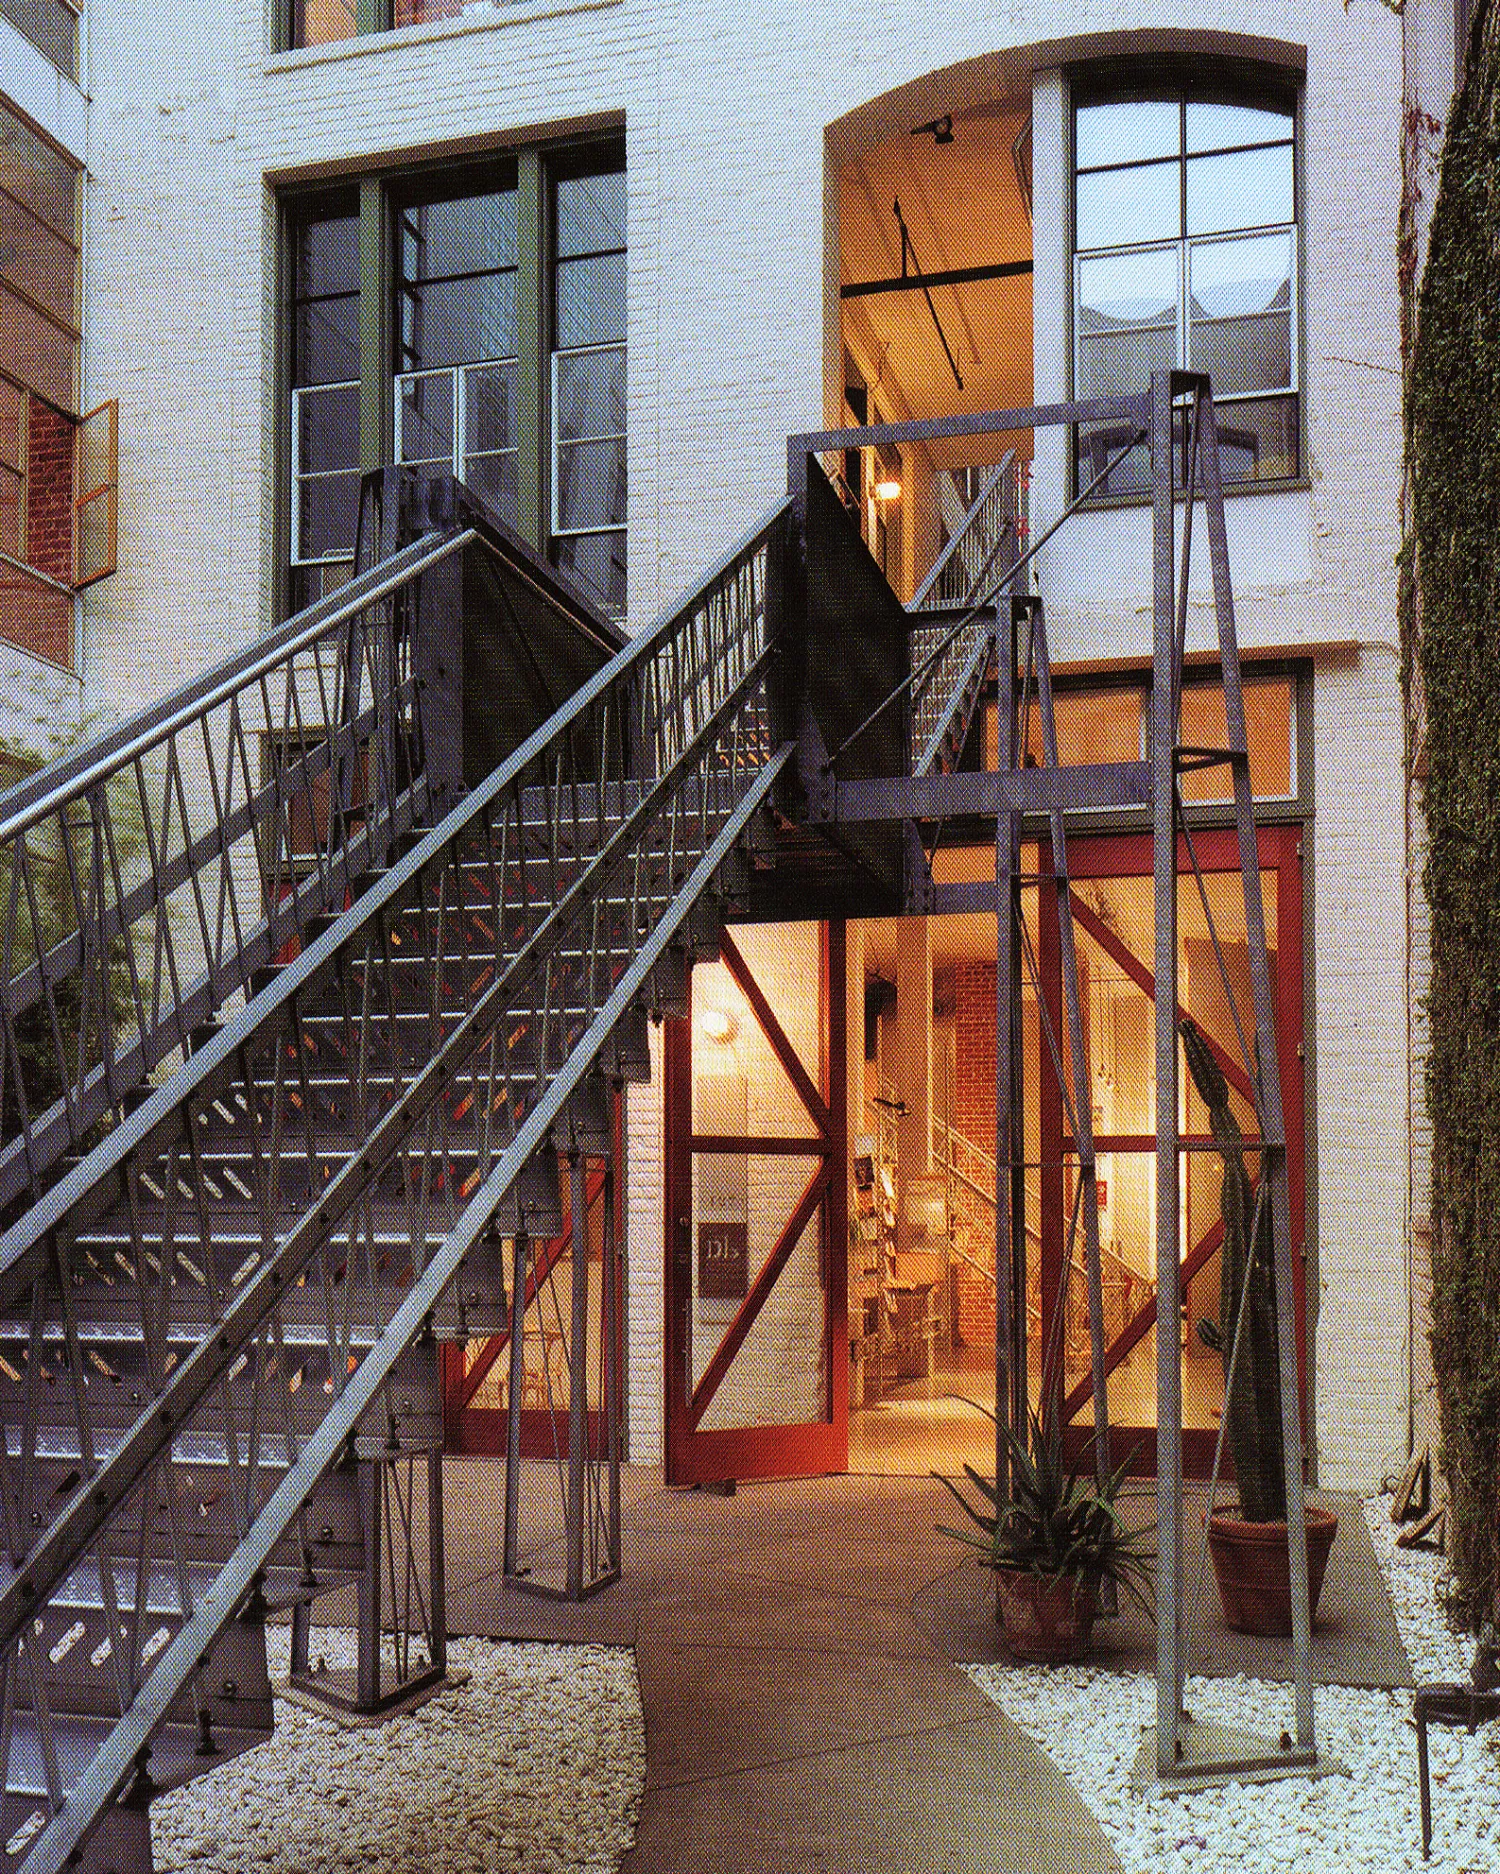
0;476;803;1872
0;373;1314;1867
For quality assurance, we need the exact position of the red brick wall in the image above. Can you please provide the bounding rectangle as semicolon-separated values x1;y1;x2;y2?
10;400;73;668
952;960;997;1347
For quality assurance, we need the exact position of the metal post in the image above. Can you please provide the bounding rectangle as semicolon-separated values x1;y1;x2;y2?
1196;387;1314;1751
566;1152;590;1600
1150;370;1185;1776
503;1229;529;1580
356;1457;382;1713
994;602;1023;1482
600;1142;622;1576
426;1452;447;1679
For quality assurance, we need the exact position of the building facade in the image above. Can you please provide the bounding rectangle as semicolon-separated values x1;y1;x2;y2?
3;0;1467;1493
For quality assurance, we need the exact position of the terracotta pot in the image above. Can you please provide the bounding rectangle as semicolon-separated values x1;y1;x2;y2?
993;1566;1098;1662
1205;1504;1339;1636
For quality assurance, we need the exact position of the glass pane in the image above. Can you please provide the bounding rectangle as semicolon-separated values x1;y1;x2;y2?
0;282;73;408
296;382;359;476
295;213;359;300
1186;99;1293;154
0;378;20;472
464;361;515;452
554;347;626;444
1206;394;1299;485
296;469;361;563
552;529;626;613
0;194;76;328
0;0;77;76
1077;326;1178;399
555;435;626;531
1190;230;1293;319
401;188;518;279
1016;686;1145;769
295;292;359;387
294;0;358;47
1190;313;1291;398
76;400;114;498
1075;98;1180;170
0;105;77;238
399;271;517;368
1186;144;1294;236
1075;159;1180;251
463;450;519;524
556;169;626;259
397;371;455;464
1076;248;1178;333
0;560;70;665
0;462;20;558
555;253;626;348
76;484;116;585
1075;422;1153;496
1178;676;1294;801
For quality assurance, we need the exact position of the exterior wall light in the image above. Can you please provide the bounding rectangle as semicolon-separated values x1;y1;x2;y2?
700;1007;737;1044
874;478;902;501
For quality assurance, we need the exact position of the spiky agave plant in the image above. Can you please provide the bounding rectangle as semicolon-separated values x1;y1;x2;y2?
934;1402;1153;1613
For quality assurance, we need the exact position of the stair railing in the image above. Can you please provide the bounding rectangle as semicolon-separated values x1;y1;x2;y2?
0;499;793;1874
906;456;1018;778
0;526;473;1212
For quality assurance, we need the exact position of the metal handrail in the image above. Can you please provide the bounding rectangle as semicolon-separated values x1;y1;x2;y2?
0;522;471;1210
909;455;1016;611
0;529;467;844
0;499;791;1874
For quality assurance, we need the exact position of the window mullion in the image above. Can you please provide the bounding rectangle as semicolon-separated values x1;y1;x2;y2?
515;151;545;549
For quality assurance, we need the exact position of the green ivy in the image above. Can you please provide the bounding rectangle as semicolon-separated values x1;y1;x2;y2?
1408;0;1500;1634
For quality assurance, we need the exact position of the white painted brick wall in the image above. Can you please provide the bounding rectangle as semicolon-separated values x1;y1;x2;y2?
65;0;1418;1490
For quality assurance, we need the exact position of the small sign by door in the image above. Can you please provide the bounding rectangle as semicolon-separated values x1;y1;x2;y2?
698;1220;749;1299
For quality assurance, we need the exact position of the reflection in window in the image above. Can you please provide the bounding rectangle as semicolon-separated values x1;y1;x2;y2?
289;194;360;612
551;155;626;616
394;171;521;527
1074;80;1298;494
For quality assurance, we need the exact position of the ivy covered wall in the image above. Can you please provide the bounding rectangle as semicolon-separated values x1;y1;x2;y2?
1407;0;1500;1633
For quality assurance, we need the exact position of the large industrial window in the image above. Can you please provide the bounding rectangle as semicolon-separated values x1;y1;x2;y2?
283;140;626;624
394;166;521;530
0;101;83;666
288;191;360;614
1072;75;1299;496
550;152;626;615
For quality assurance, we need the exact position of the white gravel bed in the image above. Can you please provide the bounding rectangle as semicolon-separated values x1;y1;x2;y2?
151;1631;644;1874
967;1497;1499;1874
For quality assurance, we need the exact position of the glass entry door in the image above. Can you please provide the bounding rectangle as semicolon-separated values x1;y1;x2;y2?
664;923;847;1485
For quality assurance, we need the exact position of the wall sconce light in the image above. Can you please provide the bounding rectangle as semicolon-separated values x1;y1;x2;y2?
874;477;902;502
911;113;954;145
700;1007;737;1044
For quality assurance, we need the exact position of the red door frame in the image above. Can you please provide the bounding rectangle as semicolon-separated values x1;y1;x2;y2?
664;923;848;1486
1040;825;1305;1476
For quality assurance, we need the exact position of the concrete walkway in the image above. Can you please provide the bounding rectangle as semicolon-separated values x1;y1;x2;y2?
438;1464;1124;1874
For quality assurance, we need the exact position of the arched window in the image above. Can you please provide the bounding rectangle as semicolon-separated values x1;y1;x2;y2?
1072;71;1298;495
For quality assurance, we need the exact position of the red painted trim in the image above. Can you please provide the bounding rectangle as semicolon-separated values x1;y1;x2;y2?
719;929;834;1135
688;1160;831;1430
665;923;847;1487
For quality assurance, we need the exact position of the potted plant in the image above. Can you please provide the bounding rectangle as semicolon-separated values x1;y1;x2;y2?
934;1403;1153;1662
1181;1016;1337;1635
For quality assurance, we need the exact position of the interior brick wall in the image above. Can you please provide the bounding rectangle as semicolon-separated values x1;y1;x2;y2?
952;960;997;1348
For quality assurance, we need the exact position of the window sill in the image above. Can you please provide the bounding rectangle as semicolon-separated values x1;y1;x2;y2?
266;0;621;72
1071;476;1311;513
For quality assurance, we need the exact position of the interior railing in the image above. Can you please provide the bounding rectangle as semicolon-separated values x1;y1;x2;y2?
0;498;793;1874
